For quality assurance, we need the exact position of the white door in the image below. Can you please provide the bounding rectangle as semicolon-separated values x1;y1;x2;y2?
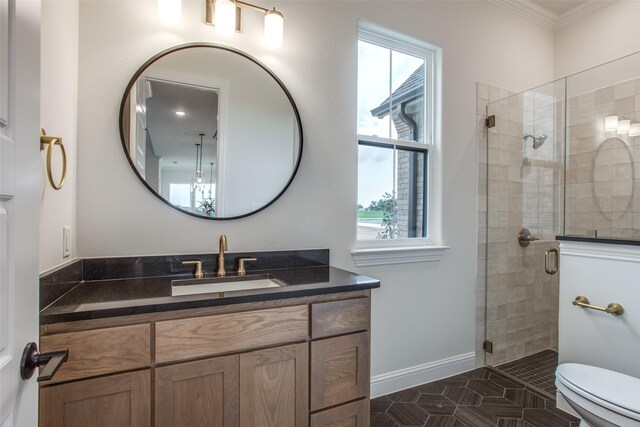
0;0;41;426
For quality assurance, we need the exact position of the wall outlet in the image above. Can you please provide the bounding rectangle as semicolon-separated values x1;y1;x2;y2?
63;226;71;258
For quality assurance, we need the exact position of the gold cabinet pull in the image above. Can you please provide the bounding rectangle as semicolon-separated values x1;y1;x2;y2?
40;129;67;190
545;248;558;274
572;296;624;316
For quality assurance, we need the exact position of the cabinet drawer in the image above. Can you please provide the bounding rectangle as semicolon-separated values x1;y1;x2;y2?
311;298;369;339
155;305;309;364
310;332;370;411
40;324;150;384
310;399;370;427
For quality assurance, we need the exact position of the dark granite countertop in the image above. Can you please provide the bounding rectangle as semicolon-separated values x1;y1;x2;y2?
556;235;640;246
40;265;380;324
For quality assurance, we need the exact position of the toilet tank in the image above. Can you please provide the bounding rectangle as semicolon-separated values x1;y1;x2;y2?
558;240;640;378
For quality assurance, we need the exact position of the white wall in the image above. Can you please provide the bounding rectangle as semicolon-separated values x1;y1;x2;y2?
39;0;78;272
70;0;554;393
555;0;640;78
558;242;640;378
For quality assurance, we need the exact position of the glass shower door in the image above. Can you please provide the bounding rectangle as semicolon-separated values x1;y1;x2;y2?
484;79;565;366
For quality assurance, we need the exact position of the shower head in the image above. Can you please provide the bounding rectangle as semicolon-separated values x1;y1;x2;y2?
523;133;548;150
532;134;548;149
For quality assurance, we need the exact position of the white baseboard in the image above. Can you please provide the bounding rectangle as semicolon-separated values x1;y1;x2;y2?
370;352;476;398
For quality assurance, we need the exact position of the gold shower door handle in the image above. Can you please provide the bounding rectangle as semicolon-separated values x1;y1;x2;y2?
545;248;558;274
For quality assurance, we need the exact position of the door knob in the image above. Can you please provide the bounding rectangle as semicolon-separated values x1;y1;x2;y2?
20;342;68;382
518;228;539;247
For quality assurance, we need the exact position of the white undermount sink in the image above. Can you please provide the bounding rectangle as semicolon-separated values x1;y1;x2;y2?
171;274;286;297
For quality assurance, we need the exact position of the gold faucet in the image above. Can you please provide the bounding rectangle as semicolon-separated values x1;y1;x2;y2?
217;234;228;276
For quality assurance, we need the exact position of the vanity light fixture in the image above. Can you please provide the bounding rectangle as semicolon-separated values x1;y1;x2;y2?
617;119;631;134
213;0;237;36
157;0;182;24
604;115;619;132
604;115;640;137
205;0;284;48
264;8;283;48
175;110;186;116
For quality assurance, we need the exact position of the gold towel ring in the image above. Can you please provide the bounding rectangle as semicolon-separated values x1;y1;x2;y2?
40;129;67;190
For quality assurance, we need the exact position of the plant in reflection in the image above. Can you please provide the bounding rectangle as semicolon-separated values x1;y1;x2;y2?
198;198;216;218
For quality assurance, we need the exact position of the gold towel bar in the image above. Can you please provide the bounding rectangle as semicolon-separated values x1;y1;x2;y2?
40;129;67;190
572;296;624;316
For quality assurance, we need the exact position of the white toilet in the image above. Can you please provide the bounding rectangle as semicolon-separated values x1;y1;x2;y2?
555;363;640;427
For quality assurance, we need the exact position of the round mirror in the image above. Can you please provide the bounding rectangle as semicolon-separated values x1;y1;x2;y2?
119;43;302;220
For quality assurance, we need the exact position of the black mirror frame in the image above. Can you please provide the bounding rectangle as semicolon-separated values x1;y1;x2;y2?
118;42;303;221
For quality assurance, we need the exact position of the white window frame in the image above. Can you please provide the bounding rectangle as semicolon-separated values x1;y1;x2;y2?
353;21;448;266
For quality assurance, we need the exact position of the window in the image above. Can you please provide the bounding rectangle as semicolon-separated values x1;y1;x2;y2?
357;23;437;243
353;23;447;266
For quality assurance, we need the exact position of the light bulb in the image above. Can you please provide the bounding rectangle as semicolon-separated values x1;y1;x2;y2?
604;115;618;132
215;0;237;36
157;0;181;24
617;119;631;134
264;8;283;48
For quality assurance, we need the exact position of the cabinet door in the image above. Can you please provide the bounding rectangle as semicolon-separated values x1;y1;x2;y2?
155;354;239;427
310;399;370;427
310;332;369;412
239;342;308;427
40;370;150;427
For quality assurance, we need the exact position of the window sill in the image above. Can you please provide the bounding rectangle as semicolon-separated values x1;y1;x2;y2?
351;243;450;267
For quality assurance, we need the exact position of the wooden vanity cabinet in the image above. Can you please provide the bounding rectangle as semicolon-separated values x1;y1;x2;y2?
39;291;371;427
310;332;370;412
309;297;371;426
154;343;309;427
309;399;370;427
40;370;151;427
155;355;239;427
239;343;309;427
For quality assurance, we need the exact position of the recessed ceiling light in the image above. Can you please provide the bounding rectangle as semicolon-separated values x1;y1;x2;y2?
175;110;186;116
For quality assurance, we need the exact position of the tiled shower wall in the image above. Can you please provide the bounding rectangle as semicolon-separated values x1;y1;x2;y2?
565;77;640;238
476;82;562;367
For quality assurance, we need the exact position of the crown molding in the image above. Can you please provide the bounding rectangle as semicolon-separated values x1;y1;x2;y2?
489;0;618;30
490;0;558;29
557;0;617;27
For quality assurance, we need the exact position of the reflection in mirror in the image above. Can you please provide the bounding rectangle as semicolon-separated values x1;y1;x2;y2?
120;44;302;220
593;137;634;221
